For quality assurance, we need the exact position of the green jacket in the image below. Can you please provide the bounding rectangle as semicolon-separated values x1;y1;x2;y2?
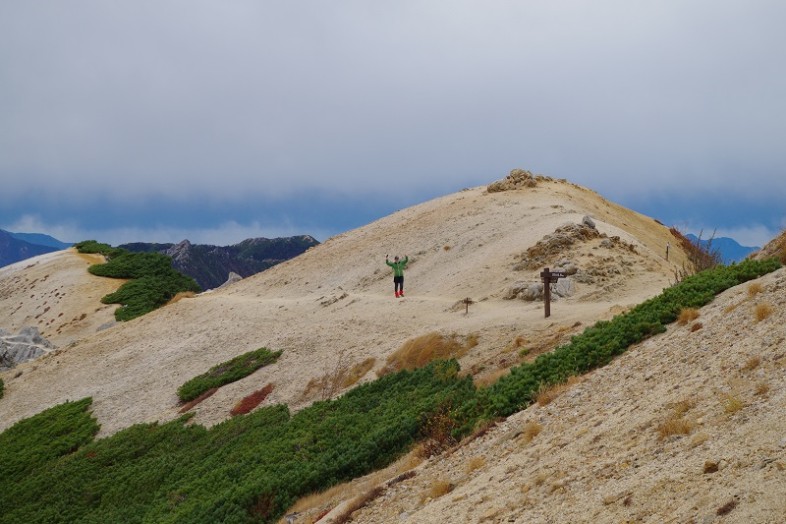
386;256;408;277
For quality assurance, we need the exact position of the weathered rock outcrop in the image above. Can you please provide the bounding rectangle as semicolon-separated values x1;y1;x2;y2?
0;327;54;369
487;169;554;192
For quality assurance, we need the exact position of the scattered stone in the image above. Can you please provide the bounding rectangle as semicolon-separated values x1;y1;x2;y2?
582;216;596;229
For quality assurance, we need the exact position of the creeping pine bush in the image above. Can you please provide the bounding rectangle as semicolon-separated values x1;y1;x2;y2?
0;378;4;399
0;361;476;524
73;240;125;259
75;241;200;321
177;348;283;402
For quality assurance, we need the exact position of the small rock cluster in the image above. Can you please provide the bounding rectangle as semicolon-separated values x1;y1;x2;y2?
515;218;602;271
487;169;553;193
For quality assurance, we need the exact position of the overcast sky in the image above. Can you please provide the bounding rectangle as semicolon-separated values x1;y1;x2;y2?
1;1;784;247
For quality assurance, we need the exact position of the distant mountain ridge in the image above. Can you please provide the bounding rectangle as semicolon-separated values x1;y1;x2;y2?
120;235;320;290
685;233;759;264
0;229;63;267
8;232;72;250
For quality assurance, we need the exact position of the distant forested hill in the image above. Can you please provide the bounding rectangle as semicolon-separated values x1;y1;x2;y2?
121;235;320;290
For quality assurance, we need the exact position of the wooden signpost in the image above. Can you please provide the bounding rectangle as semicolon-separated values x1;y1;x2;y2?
463;297;474;315
540;267;568;318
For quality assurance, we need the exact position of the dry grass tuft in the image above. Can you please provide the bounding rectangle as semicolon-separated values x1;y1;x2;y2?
747;282;764;297
657;398;697;440
166;291;196;305
341;358;376;388
519;421;543;444
379;332;477;376
283;449;423;522
465;456;486;474
536;376;581;406
677;308;700;325
720;392;745;414
473;368;510;388
420;480;454;504
657;417;694;440
230;383;274;416
755;382;770;396
754;302;773;322
741;356;761;372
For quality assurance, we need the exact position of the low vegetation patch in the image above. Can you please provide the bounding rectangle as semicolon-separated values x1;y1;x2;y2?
536;376;580;406
754;382;770;396
417;402;461;458
0;378;4;400
741;356;761;372
230;384;275;416
657;416;694;440
720;392;745;415
177;347;282;403
379;332;478;376
0;361;475;524
657;398;697;440
421;479;454;504
677;308;700;325
754;302;773;322
465;456;486;473
75;241;200;321
519;421;543;444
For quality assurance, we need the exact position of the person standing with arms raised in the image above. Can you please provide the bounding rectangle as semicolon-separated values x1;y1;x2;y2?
386;254;408;298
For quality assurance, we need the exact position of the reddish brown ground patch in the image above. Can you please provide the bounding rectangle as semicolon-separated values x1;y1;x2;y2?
230;383;275;416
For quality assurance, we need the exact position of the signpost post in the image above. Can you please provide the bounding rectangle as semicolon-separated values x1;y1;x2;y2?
540;267;568;318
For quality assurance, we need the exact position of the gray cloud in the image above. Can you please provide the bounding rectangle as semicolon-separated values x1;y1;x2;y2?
1;1;784;231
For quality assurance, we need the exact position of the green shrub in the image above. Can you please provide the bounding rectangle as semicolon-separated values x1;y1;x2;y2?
178;348;283;402
73;240;125;259
0;378;4;399
0;361;475;524
75;242;201;321
0;398;99;487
